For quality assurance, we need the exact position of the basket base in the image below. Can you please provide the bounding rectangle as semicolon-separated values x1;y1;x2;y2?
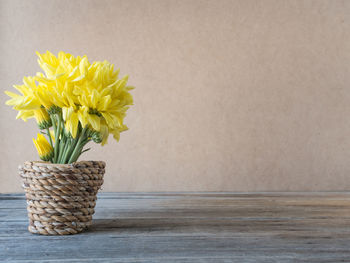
28;220;92;235
28;225;89;235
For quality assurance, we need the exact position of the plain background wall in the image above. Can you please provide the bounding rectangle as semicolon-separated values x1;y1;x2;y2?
1;0;350;193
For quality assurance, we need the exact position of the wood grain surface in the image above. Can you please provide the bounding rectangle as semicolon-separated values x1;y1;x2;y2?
1;192;350;262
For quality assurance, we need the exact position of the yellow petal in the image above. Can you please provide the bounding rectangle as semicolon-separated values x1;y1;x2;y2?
69;112;79;138
88;114;100;131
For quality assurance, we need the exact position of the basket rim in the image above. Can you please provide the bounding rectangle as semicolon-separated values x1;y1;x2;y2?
23;160;106;168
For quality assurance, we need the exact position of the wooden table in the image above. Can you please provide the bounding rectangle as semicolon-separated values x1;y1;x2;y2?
1;192;350;262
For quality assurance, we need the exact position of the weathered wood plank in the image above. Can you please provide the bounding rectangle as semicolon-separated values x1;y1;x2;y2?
1;192;350;262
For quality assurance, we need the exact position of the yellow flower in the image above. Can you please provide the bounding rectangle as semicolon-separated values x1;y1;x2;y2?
110;124;129;142
62;106;79;138
5;51;134;163
34;108;51;129
5;76;41;121
72;61;134;143
33;133;53;161
34;84;55;111
36;51;87;80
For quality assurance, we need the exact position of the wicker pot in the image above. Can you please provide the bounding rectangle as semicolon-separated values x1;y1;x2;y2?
19;161;105;235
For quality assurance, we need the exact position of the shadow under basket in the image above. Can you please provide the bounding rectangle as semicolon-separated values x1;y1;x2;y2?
19;161;105;235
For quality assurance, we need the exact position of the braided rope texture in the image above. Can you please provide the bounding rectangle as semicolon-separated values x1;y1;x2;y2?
19;161;105;235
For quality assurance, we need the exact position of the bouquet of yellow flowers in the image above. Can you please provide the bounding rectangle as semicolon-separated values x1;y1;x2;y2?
5;51;134;164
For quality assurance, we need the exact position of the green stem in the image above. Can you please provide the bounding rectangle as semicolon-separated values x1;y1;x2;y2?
69;140;90;163
61;127;81;164
66;139;78;163
68;127;87;163
46;128;53;148
61;139;74;164
46;127;54;163
59;139;68;163
50;115;57;162
57;133;67;163
53;114;61;163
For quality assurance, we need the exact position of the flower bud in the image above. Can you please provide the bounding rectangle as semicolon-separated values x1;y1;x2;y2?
92;131;102;144
33;133;54;161
47;105;61;115
34;108;52;130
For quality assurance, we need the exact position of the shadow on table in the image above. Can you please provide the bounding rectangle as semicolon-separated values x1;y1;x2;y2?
87;217;206;234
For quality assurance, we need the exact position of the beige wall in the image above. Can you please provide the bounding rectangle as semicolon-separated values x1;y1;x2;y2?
1;0;350;193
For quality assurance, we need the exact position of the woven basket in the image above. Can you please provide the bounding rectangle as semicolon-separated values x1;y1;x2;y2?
19;161;105;235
